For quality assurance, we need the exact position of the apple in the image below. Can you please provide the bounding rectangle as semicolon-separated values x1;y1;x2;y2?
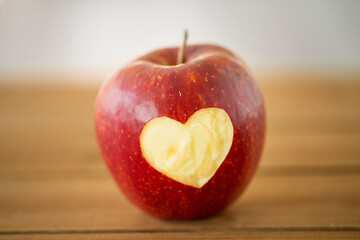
94;37;265;219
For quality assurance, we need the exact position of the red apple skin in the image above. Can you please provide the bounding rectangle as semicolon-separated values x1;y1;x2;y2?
95;44;265;219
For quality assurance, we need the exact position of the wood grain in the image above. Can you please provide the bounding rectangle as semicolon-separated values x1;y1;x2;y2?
0;77;359;239
1;174;359;232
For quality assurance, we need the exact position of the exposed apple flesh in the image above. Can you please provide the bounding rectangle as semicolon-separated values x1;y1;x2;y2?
140;107;234;188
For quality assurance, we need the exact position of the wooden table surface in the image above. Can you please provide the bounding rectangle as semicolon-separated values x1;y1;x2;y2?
0;73;359;239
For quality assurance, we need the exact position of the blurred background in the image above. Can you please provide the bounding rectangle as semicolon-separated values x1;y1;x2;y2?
0;0;359;85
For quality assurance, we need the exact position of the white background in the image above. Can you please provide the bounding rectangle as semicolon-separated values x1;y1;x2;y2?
0;0;359;83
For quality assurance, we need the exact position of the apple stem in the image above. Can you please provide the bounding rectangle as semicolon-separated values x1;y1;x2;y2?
177;30;188;65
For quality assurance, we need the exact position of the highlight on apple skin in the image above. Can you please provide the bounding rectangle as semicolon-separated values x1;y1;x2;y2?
94;44;266;219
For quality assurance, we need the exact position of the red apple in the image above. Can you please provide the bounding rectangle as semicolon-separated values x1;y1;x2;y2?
94;43;265;219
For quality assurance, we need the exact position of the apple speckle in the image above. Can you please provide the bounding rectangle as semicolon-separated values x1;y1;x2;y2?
189;74;196;83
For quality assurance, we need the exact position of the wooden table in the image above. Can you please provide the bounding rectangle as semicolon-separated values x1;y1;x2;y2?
1;73;359;239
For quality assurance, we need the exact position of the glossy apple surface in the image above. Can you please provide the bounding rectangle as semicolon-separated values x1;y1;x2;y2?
94;44;265;219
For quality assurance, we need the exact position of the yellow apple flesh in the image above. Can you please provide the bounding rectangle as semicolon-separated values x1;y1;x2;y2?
140;108;233;188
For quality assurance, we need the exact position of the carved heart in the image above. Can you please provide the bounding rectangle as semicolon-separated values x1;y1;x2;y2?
140;108;234;188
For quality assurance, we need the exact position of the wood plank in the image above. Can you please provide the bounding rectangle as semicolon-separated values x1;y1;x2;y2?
1;119;359;176
261;133;360;168
1;82;359;133
0;82;359;173
0;87;96;118
1;80;360;125
0;231;359;240
261;81;360;120
1;134;359;179
0;174;359;232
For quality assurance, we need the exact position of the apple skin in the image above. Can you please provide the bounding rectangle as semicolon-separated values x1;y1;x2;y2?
95;44;265;219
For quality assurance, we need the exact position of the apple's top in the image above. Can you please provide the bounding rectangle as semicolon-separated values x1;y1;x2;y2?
133;44;244;68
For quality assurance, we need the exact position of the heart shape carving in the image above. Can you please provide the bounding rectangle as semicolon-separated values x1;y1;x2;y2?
140;108;234;188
